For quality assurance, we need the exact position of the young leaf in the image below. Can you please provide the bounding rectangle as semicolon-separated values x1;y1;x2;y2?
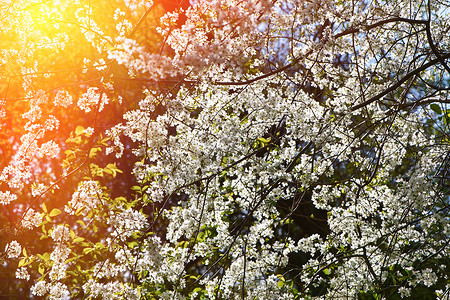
49;208;62;217
73;237;85;243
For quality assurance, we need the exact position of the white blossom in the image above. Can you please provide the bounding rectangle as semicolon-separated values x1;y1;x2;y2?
51;225;70;243
5;241;21;258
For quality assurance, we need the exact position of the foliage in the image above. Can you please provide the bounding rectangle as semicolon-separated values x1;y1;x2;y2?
0;0;449;299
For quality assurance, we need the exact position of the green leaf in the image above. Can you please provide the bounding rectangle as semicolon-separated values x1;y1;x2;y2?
42;252;50;262
444;113;450;125
73;237;85;243
127;241;138;248
114;197;127;203
323;268;331;275
38;264;45;275
42;203;48;213
430;103;442;114
131;185;141;192
75;125;85;135
277;280;284;288
65;149;75;159
100;136;110;145
107;163;122;172
71;136;82;144
18;258;27;267
75;207;84;216
83;248;93;255
65;256;79;264
257;137;271;144
89;147;102;158
49;208;62;217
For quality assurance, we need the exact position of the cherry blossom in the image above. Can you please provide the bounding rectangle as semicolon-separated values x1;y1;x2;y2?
0;0;449;298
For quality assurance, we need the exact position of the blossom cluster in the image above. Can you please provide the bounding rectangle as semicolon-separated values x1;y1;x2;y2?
1;0;449;299
65;180;103;215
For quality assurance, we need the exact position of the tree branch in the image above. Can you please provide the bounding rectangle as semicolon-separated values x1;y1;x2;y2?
350;53;450;111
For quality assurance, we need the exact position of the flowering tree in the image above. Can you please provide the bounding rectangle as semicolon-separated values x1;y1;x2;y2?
0;0;449;298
